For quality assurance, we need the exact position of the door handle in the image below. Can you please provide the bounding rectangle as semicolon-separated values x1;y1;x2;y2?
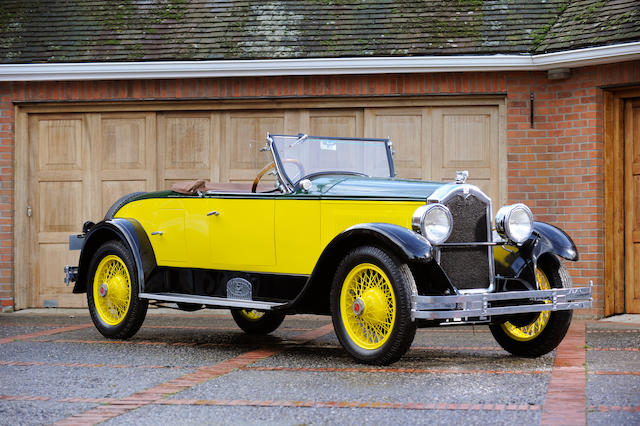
206;211;220;216
151;231;163;236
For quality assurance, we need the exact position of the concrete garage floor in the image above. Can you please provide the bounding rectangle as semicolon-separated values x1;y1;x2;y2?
0;309;638;425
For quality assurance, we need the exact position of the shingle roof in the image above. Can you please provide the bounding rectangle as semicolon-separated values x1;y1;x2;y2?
0;0;638;64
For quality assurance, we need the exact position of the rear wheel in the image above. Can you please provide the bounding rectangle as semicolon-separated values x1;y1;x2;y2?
489;258;572;357
231;309;285;335
330;246;416;365
87;240;148;339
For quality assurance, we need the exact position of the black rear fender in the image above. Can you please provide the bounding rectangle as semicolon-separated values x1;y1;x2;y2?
73;218;156;294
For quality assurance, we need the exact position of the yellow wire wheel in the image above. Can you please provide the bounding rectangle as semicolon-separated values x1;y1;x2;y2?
339;263;397;350
500;267;551;341
92;254;132;326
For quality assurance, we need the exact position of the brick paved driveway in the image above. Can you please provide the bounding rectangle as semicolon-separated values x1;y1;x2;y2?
0;309;638;425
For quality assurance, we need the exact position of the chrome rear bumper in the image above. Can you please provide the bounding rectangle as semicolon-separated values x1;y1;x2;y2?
411;284;592;320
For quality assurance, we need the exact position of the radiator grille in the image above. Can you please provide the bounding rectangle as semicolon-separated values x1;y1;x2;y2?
438;193;492;290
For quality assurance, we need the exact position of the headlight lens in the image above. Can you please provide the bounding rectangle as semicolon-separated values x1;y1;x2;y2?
495;203;533;244
412;204;453;245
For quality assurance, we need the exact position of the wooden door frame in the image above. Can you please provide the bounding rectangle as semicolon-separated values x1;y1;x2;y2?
13;96;506;309
604;86;640;315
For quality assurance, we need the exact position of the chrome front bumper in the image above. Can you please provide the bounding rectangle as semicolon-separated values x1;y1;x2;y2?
411;284;592;320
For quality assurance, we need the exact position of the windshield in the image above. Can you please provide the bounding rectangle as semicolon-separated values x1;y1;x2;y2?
269;134;394;188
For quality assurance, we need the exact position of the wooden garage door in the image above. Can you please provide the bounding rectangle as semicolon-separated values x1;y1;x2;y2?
21;103;502;308
625;99;640;313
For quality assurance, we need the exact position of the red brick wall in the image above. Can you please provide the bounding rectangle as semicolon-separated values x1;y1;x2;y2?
1;60;639;315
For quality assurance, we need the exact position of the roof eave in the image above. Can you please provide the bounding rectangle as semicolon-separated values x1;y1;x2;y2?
2;41;639;82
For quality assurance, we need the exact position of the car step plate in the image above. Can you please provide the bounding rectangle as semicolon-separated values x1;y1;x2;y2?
139;292;286;311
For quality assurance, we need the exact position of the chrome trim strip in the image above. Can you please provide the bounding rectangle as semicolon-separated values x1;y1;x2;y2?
411;286;592;320
437;242;499;247
139;292;287;310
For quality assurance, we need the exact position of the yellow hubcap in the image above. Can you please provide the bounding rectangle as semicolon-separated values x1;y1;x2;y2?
501;267;551;341
93;255;131;326
340;263;396;350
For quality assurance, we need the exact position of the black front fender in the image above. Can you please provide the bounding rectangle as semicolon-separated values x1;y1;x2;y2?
333;223;433;262
288;223;431;314
73;218;156;294
529;221;578;262
494;221;578;282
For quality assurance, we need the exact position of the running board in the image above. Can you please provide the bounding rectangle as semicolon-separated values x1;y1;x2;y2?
139;292;287;311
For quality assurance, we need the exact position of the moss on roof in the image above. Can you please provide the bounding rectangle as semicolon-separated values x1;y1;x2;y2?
0;0;638;63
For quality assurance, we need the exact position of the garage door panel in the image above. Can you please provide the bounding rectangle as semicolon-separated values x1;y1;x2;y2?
364;108;428;179
432;106;499;203
38;181;83;233
162;114;211;170
442;113;491;167
37;118;83;171
307;109;363;138
100;116;148;171
37;243;85;307
157;112;213;187
224;112;285;182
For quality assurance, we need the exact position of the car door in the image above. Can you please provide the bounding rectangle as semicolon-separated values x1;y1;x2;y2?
206;196;276;269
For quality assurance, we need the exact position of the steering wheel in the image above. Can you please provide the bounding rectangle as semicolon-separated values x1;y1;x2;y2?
251;158;305;193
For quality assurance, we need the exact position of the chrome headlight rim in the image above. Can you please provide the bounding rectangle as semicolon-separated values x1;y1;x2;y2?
412;203;453;245
495;203;534;244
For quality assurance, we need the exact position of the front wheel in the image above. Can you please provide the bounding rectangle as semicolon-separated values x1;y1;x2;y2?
231;309;285;335
489;258;573;357
330;246;417;365
87;240;148;339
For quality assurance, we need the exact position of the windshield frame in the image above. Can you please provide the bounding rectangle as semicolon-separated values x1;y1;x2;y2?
267;133;395;193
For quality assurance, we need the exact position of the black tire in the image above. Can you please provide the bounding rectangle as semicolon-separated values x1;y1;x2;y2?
87;240;148;339
330;246;417;365
104;192;146;220
231;309;285;335
489;257;573;357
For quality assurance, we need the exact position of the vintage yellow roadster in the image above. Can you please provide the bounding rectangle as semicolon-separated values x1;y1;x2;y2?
66;133;592;365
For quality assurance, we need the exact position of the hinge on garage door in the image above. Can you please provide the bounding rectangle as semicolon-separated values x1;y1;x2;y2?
26;205;32;217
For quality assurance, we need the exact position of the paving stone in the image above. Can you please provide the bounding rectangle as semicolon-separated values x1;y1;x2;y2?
0;365;193;399
586;350;640;372
0;400;97;426
0;326;55;339
586;374;640;406
172;369;551;405
0;341;245;368
588;410;640;426
102;404;542;426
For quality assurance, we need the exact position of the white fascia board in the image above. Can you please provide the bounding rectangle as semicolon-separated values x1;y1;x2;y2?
1;41;639;82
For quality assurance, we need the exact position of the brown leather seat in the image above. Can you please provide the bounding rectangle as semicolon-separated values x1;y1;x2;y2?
171;180;271;195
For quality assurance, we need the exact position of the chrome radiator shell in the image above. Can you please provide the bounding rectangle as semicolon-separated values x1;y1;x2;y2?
427;184;494;291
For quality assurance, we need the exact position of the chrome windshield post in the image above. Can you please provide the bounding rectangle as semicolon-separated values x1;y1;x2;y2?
266;133;294;194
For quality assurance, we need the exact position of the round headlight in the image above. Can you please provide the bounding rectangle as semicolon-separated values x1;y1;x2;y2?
412;204;453;245
495;203;533;244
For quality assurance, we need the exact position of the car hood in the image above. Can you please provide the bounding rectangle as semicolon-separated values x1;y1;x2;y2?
303;175;445;200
